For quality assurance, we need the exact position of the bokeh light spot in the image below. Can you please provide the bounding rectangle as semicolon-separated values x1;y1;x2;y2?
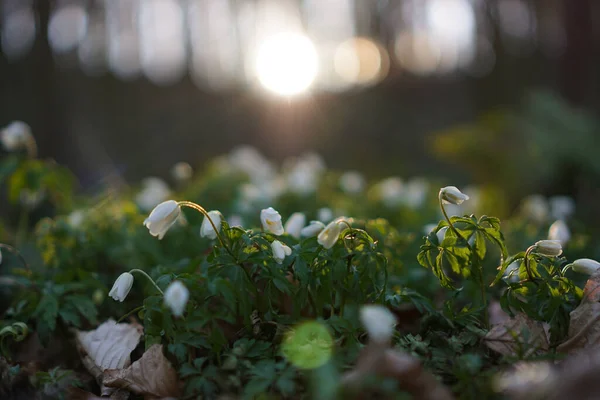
255;32;318;96
281;321;333;369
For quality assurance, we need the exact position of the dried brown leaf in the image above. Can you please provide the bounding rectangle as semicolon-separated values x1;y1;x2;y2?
75;319;143;372
103;344;181;399
557;273;600;354
484;313;548;357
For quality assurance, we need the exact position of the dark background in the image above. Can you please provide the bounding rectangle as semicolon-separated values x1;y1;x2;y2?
1;0;598;198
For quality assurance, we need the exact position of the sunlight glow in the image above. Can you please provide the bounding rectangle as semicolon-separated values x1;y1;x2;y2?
255;32;318;96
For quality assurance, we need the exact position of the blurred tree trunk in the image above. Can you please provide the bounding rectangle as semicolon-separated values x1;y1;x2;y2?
560;0;593;106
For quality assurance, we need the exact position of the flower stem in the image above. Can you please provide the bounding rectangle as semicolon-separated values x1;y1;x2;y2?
129;269;164;295
439;194;488;326
178;201;232;256
438;194;469;248
524;245;536;281
117;305;144;323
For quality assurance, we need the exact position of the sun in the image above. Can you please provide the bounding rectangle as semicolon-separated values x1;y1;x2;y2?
255;32;319;96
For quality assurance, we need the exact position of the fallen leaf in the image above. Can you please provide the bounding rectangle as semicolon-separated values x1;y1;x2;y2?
103;344;182;399
75;319;143;372
557;272;600;354
484;313;548;357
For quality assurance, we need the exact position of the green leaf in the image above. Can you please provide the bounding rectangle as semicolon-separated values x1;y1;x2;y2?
34;294;59;343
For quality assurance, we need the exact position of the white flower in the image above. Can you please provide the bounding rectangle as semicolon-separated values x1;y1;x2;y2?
164;281;189;317
436;226;448;244
229;146;275;184
67;210;85;229
404;178;429;208
171;162;193;182
549;196;575;220
136;177;171;212
521;195;549;223
284;153;325;195
377;177;404;207
548;220;570;247
504;261;521;283
109;272;134;302
301;220;326;238
533;240;562;257
143;200;181;239
228;214;243;227
1;121;36;156
339;171;365;194
271;240;292;264
19;189;45;210
440;186;470;205
261;207;284;235
317;208;333;223
284;212;306;239
200;210;222;240
318;219;343;249
360;305;397;343
569;258;600;275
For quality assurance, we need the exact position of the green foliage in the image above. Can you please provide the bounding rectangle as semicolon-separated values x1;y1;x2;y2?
1;144;596;399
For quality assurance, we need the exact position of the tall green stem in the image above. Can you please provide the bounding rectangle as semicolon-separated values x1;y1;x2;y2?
130;269;164;295
178;201;233;257
439;194;488;326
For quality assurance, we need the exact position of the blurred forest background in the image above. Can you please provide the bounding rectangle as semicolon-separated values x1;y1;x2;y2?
0;0;599;218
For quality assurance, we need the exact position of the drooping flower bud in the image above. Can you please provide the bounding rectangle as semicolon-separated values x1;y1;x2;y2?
317;219;343;249
439;186;470;205
359;305;397;344
260;207;284;235
271;240;292;264
200;210;222;240
143;200;181;240
568;258;600;275
533;240;563;257
109;273;134;302
301;220;326;238
164;280;189;317
284;212;306;239
548;220;570;247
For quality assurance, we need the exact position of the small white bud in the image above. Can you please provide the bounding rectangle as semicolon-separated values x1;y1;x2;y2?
548;220;570;247
109;273;134;302
271;240;292;264
200;210;222;240
164;281;189;317
533;240;563;257
568;258;600;275
360;305;397;343
260;207;284;235
439;186;470;205
143;200;181;240
301;220;326;238
284;212;306;239
317;219;343;249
